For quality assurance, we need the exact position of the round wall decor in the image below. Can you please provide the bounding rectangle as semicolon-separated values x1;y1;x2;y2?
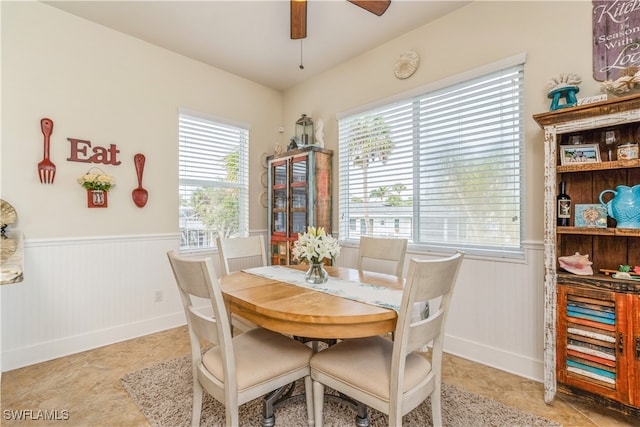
259;152;269;168
394;49;419;80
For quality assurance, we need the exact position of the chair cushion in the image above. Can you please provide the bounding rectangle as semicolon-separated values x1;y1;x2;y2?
310;336;431;401
202;327;312;392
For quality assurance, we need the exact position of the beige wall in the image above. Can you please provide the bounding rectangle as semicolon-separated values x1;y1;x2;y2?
1;1;282;239
2;1;600;242
283;0;599;242
0;1;604;376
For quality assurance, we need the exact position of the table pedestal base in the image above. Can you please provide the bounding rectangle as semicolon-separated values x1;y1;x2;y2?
262;381;303;427
323;394;370;427
261;380;371;427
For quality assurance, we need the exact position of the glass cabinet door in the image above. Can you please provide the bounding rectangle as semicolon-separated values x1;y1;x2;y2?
290;156;308;235
273;210;287;234
271;160;288;236
291;157;307;184
291;186;307;209
274;161;287;185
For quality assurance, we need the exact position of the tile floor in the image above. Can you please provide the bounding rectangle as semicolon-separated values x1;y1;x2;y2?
1;326;638;426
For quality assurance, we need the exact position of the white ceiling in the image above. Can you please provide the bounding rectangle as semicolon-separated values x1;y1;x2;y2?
44;1;470;91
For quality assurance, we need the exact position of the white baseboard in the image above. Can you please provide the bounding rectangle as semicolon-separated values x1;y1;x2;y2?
2;312;186;372
445;334;544;383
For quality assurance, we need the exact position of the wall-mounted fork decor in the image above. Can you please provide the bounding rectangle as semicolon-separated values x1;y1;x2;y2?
37;118;56;184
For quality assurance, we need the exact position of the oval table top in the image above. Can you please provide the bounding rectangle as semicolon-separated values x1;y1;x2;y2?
219;265;403;339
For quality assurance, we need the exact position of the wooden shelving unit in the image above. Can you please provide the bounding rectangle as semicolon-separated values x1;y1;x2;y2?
533;95;640;417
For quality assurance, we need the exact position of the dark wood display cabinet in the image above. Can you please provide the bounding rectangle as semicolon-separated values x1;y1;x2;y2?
267;146;332;265
534;94;640;417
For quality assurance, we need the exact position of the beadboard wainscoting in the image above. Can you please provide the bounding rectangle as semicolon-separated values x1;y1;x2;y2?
336;241;545;382
1;234;544;383
1;234;185;371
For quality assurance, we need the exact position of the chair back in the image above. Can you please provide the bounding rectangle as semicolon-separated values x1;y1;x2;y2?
217;235;267;276
356;236;408;278
390;252;464;398
166;251;236;391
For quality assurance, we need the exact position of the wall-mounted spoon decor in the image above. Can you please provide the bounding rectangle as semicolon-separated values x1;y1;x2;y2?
132;153;148;208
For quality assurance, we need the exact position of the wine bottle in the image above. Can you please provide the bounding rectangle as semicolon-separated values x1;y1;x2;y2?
557;181;571;226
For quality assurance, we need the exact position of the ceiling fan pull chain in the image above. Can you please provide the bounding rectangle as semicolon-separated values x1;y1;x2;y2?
299;40;304;70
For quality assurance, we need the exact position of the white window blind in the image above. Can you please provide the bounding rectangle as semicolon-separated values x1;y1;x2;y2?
179;111;249;251
338;62;525;258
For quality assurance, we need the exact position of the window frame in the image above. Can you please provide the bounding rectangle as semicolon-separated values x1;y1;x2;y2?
337;53;526;259
178;108;249;253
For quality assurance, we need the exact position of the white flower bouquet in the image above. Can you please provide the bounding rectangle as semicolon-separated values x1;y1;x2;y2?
77;169;115;192
292;226;340;265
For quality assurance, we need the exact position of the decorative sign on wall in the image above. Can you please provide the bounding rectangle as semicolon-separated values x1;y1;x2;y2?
593;0;640;81
67;138;121;165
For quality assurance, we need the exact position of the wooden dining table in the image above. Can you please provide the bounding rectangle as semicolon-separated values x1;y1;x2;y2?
220;265;403;427
219;265;403;339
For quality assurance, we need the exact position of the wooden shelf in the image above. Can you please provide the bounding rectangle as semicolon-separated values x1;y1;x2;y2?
533;93;640;127
557;226;640;236
557;272;640;293
557;159;640;173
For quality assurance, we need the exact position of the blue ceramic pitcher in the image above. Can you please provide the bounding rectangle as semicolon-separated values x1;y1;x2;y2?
599;185;640;228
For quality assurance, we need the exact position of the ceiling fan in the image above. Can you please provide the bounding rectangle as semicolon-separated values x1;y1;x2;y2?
291;0;391;40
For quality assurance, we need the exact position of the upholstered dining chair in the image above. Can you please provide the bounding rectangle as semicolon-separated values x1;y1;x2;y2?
356;236;408;279
167;251;314;427
310;252;464;427
217;235;268;333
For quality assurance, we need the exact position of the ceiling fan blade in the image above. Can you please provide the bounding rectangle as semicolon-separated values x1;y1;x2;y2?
291;0;307;39
347;0;391;16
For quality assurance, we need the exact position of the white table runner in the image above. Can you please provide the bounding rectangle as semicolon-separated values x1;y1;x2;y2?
243;265;402;313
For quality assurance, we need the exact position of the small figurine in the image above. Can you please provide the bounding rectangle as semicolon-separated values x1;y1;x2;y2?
288;137;298;151
601;66;640;95
547;73;582;92
547;73;582;111
558;252;593;275
618;264;640;274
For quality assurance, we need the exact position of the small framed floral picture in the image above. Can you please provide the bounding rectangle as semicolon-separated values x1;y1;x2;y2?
575;204;607;228
560;144;601;165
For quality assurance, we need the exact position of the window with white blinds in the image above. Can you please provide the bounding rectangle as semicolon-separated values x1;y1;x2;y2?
178;111;249;251
338;61;525;258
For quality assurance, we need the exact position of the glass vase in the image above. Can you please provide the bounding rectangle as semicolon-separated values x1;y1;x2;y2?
305;263;329;284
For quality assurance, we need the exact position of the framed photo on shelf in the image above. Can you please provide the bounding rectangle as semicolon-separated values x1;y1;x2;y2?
574;204;608;228
560;144;601;165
